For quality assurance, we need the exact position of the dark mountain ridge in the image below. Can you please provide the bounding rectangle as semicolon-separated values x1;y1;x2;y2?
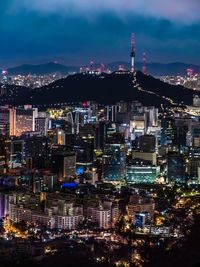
6;62;78;75
0;71;198;108
4;62;200;76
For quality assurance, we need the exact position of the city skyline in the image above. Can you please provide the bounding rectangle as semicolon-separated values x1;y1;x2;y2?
1;2;200;267
1;0;200;67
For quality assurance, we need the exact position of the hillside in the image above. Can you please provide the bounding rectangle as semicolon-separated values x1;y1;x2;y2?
0;71;197;108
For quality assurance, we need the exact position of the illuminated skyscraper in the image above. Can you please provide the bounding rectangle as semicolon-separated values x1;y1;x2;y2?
103;143;126;181
9;106;38;136
126;159;160;184
35;117;48;136
167;153;186;183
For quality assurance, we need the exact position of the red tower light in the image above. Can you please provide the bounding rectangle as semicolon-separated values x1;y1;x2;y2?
186;68;193;76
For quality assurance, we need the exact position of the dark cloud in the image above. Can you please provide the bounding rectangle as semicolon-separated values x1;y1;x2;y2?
0;1;199;67
14;0;200;24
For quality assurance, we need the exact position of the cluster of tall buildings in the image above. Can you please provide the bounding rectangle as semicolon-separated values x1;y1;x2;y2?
0;97;200;231
0;101;160;184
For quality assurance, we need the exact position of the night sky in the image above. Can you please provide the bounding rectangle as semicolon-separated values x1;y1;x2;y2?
1;0;200;67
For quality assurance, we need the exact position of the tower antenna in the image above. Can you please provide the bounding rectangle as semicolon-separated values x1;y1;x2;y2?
130;33;136;73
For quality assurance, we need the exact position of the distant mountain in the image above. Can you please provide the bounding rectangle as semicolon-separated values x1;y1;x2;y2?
106;62;200;76
5;61;200;76
1;71;198;108
6;62;79;75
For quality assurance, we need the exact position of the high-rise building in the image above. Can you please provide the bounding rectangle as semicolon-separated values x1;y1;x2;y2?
106;105;118;122
74;134;94;165
24;136;50;169
0;193;9;218
132;151;157;165
167;153;186;183
146;106;158;127
35;116;49;136
174;118;191;151
138;135;156;152
0;106;10;136
9;106;38;136
57;129;66;145
0;193;5;218
51;149;76;180
161;117;174;145
103;143;126;181
130;114;147;139
10;138;24;168
188;158;200;178
126;159;160;184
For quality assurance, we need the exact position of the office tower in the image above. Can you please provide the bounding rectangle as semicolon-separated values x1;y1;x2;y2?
130;101;144;115
103;143;126;181
0;106;10;136
43;174;57;192
0;193;4;218
0;192;9;219
0;135;10;172
174;118;191;151
106;105;118;122
9;106;38;136
10;138;24;168
188;158;200;179
65;133;75;150
161;117;175;145
138;135;156;152
74;134;94;164
116;112;130;125
146;106;158;127
126;158;160;184
96;121;106;150
63;154;76;178
132;150;157;165
52;149;76;180
96;122;124;150
167;153;186;183
50;118;67;130
130;113;147;139
191;123;200;147
35;116;49;136
117;101;129;113
24;136;50;169
105;123;117;142
57;129;66;145
31;173;44;193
